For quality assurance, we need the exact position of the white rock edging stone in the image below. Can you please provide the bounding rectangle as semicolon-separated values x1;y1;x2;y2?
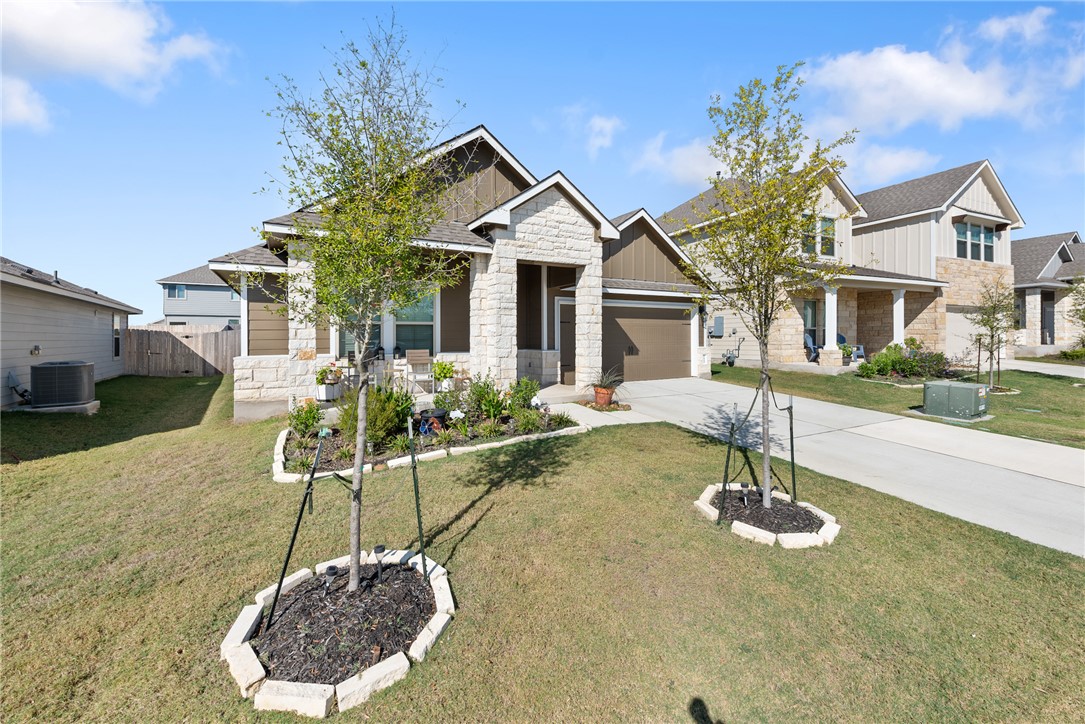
272;424;591;482
693;484;840;549
222;548;453;716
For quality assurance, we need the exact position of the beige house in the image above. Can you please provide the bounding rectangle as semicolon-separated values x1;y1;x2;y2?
209;126;710;418
1011;232;1084;353
661;160;1025;366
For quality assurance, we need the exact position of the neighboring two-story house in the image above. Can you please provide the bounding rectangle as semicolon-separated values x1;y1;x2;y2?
208;126;710;418
156;264;241;327
661;160;1024;366
1011;232;1084;352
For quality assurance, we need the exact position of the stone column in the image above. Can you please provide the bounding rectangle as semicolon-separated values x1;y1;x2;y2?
574;255;603;390
286;258;318;405
892;289;906;345
1024;288;1041;347
468;253;491;377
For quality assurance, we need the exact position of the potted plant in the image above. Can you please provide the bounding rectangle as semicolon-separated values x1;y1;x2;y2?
589;366;623;407
433;359;456;392
840;343;854;365
315;363;343;401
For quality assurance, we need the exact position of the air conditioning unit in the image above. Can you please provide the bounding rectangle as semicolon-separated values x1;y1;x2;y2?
923;380;987;420
31;361;95;408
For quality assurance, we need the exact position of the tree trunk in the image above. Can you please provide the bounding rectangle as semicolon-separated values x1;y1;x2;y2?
348;339;370;592
988;335;995;388
760;339;772;509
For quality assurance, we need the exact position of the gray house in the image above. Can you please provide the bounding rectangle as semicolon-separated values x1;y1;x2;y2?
1011;232;1084;352
156;264;241;327
2;257;141;409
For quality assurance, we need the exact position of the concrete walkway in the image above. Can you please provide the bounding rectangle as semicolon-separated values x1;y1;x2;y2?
544;377;1085;556
1003;358;1085;380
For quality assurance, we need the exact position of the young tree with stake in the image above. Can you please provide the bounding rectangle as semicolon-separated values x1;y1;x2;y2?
676;63;856;509
261;23;470;591
965;274;1017;388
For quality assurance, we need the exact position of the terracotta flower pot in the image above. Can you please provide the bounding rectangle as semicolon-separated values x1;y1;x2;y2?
593;386;614;406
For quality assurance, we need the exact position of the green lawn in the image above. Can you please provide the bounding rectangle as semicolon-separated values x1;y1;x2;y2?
2;376;1083;721
712;364;1085;448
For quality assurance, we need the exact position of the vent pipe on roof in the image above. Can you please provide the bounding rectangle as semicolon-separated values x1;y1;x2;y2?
54;270;59;282
716;171;721;179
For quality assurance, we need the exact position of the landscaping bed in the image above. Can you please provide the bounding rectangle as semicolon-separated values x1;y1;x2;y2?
709;489;823;534
576;400;632;412
252;563;434;685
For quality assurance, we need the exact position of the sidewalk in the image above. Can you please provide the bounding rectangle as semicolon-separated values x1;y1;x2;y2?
545;377;1085;556
1003;358;1085;380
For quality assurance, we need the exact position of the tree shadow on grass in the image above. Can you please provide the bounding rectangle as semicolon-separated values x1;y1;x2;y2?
0;375;223;463
406;436;582;568
688;697;724;724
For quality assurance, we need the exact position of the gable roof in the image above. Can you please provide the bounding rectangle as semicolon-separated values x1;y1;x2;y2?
1012;231;1083;286
468;171;621;240
424;124;538;188
612;208;694;269
657;168;866;237
854;160;1024;229
156;264;229;287
1;256;141;314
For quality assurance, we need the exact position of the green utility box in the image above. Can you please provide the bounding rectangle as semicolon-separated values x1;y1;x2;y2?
923;380;988;419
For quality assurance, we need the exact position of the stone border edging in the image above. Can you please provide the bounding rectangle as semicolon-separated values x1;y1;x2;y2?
694;484;840;548
272;424;592;483
221;548;455;718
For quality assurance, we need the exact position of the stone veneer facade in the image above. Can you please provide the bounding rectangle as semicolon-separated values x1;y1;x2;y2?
472;188;602;389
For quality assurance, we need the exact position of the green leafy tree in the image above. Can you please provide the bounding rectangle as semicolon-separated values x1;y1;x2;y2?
675;63;856;508
965;274;1016;387
1068;276;1085;348
263;23;470;591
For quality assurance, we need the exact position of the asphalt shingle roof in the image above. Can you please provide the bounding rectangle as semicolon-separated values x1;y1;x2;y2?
602;277;700;294
1;256;141;313
854;161;986;225
657;182;744;235
156;264;229;286
209;244;288;267
609;209;641;227
1012;232;1083;284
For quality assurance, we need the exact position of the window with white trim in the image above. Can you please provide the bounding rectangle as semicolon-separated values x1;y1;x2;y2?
394;295;434;355
339;312;382;357
955;223;995;262
802;216;836;257
112;314;121;358
166;284;186;299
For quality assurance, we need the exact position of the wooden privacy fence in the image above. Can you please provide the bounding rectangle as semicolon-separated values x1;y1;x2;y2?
125;325;240;377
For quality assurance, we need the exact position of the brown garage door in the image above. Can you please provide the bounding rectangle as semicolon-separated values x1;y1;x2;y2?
602;306;690;381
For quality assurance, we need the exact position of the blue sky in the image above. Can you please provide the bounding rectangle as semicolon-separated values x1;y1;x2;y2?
4;1;1083;322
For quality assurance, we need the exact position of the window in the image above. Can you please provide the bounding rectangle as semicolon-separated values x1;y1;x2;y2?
802;216;836;257
228;319;240;327
395;295;435;355
1013;291;1026;330
112;314;121;358
802;300;822;347
166;284;186;299
339;313;382;357
229;289;240;301
955;223;995;261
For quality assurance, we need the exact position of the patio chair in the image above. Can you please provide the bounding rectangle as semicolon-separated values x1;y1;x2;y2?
836;334;866;361
405;349;434;394
804;333;821;363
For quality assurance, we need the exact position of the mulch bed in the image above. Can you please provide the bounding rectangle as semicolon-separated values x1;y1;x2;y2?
250;563;435;686
576;400;631;412
710;489;824;534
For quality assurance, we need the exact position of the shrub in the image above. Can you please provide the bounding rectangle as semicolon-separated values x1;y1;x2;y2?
508;377;541;411
449;416;471;438
468;374;504;420
859;342;947;379
433;385;467;415
335;387;360;441
288;450;316;473
1060;347;1085;361
315;364;341;385
549;411;577;428
388;434;411;455
856;361;875;378
478;418;504;439
289;400;323;438
432;360;456;384
335;445;355;461
367;385;414;449
433;428;456;448
512;407;544;434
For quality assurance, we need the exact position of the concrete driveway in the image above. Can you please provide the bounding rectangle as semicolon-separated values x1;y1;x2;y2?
545;377;1085;557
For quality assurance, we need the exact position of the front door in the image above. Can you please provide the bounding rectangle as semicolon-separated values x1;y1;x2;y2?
559;302;576;385
1041;301;1056;345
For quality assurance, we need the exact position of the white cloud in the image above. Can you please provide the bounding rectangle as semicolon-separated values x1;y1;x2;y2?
586;115;624;160
2;74;50;132
2;1;222;129
631;132;725;187
979;6;1055;44
844;143;941;188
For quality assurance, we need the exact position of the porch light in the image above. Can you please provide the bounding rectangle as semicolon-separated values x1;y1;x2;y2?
323;565;339;596
376;346;385;361
393;346;401;359
372;545;386;583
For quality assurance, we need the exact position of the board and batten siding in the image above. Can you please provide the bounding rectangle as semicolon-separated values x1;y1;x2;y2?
1;282;128;408
851;215;936;278
602;218;689;284
162;284;240;319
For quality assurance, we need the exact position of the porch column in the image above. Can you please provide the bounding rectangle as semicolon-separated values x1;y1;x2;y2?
239;272;249;356
541;264;549;350
892;289;906;345
823;286;839;349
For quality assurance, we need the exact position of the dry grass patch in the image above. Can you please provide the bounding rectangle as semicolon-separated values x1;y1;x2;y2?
2;376;1083;721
